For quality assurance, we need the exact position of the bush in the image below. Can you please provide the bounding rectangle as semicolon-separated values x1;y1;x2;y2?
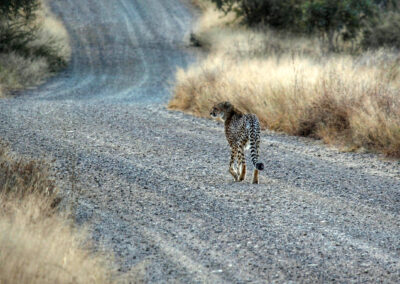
210;0;304;29
210;0;382;51
302;0;376;51
0;0;67;71
0;0;70;97
362;12;400;49
0;0;40;53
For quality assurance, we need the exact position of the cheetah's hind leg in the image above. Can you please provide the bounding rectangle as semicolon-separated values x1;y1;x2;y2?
252;169;259;184
229;146;239;182
239;163;246;181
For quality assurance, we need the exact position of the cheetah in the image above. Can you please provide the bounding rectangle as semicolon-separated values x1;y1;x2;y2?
210;101;264;184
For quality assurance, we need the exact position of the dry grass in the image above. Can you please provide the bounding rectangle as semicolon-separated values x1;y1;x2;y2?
170;1;400;157
0;0;71;98
0;145;129;283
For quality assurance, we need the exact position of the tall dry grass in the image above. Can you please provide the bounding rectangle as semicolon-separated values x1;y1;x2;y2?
0;0;71;98
170;1;400;157
0;145;127;283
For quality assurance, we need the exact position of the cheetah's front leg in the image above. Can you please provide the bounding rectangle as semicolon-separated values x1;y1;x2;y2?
229;146;239;181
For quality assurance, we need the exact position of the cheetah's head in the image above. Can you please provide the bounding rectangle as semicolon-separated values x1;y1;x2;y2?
210;101;233;121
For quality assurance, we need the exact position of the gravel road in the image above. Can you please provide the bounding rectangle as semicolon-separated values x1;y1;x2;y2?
0;0;399;282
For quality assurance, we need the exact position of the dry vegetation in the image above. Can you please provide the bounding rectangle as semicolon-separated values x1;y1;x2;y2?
0;143;130;283
0;0;71;98
170;0;400;157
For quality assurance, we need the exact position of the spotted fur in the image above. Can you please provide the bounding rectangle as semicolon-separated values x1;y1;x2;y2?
210;101;264;184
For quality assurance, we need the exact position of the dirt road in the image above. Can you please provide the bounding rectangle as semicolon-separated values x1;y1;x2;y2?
0;0;399;282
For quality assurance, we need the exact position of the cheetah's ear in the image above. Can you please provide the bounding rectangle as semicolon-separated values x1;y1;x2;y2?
222;101;232;108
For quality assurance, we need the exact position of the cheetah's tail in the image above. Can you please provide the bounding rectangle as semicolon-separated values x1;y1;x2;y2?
256;162;264;171
249;115;264;171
